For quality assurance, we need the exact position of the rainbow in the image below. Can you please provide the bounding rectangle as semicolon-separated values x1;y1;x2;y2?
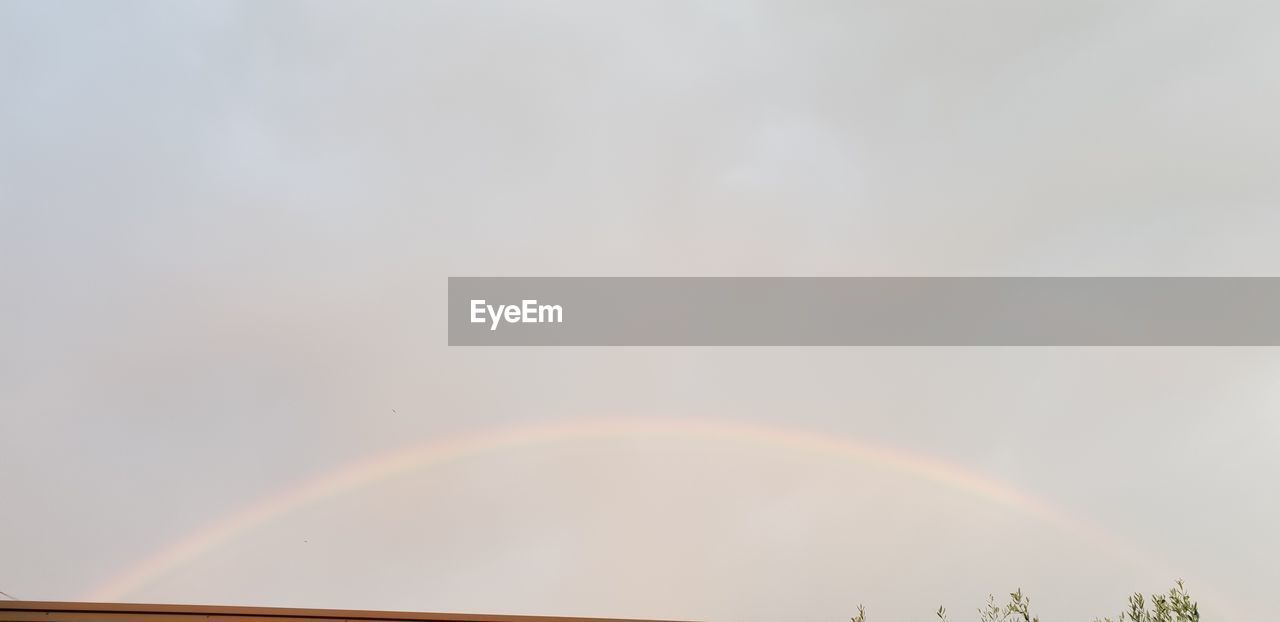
88;416;1165;604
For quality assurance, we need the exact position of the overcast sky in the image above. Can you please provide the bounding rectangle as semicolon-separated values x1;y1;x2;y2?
2;2;1279;621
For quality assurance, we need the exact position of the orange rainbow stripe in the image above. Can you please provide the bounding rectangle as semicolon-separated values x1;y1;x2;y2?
88;417;1168;605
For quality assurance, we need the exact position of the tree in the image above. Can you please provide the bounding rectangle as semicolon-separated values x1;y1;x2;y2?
851;581;1199;622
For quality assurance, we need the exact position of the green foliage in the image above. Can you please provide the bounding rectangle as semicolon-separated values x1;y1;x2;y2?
1096;581;1199;622
851;604;866;622
851;581;1198;621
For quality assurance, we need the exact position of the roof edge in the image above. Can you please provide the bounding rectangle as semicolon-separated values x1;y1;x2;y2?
0;601;689;622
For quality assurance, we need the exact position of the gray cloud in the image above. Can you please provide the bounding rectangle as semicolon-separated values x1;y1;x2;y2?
2;1;1278;620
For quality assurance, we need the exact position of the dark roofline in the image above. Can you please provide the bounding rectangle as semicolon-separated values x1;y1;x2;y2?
0;601;690;622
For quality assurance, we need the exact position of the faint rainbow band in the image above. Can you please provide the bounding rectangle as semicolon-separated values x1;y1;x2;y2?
88;416;1189;609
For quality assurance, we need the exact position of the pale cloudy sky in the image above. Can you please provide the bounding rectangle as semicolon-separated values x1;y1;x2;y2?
2;2;1279;621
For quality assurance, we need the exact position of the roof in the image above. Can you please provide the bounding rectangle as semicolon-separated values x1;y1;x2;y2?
0;602;689;622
